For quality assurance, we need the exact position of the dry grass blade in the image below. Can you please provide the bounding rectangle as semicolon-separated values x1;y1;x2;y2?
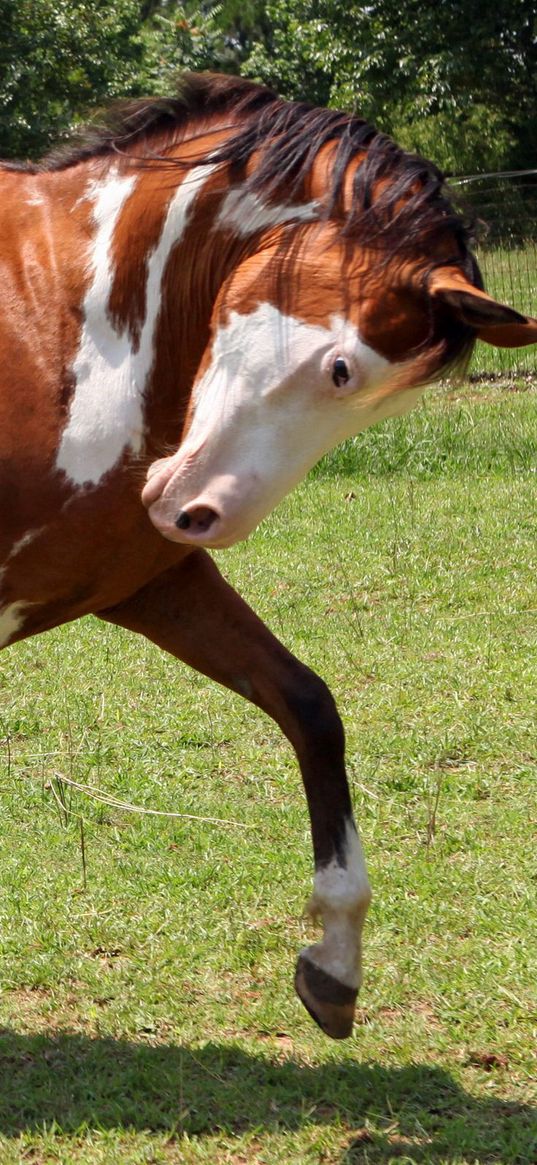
52;770;251;829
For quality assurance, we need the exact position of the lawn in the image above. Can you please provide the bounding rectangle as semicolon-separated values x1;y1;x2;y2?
0;380;536;1164
471;241;537;376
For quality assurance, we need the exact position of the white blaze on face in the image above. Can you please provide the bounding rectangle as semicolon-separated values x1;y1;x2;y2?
304;819;372;990
144;302;423;546
56;165;217;487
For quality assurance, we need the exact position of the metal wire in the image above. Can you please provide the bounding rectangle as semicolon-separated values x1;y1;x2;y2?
452;171;537;376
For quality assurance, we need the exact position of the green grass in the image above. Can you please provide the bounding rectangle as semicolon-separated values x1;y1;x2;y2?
472;242;537;375
0;382;536;1163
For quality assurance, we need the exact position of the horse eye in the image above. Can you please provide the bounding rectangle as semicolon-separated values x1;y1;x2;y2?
332;356;350;388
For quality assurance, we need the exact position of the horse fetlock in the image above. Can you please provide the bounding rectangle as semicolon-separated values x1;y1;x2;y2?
311;820;372;954
296;818;371;1037
301;907;365;989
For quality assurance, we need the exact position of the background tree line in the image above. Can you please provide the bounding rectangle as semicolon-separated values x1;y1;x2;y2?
0;0;535;174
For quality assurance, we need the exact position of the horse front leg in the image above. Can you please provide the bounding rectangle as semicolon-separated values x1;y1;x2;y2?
99;549;371;1039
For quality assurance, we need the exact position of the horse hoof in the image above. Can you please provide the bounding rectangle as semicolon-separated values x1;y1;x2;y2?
294;953;357;1039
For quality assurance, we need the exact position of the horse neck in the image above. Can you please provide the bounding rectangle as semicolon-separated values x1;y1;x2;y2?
39;153;243;446
9;140;319;451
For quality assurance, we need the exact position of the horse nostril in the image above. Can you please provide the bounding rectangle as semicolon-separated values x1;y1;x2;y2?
175;511;191;530
175;506;219;535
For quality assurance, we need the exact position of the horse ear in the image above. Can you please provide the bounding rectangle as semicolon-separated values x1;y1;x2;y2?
429;267;537;348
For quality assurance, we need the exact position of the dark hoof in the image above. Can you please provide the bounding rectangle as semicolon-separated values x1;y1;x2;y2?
295;953;357;1039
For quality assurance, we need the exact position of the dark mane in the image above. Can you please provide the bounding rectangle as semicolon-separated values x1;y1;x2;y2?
3;72;474;264
3;74;272;174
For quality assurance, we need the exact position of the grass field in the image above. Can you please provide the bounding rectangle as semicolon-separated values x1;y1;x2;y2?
472;242;537;375
0;381;536;1163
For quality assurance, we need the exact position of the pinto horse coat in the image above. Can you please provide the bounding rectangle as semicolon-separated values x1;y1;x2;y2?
1;74;536;1039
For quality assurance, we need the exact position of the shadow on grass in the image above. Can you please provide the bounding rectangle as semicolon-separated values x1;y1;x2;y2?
0;1029;535;1162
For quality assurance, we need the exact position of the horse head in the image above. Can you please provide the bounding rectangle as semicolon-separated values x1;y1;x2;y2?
142;222;537;548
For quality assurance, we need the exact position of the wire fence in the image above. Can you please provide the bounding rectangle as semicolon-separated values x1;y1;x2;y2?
452;170;537;376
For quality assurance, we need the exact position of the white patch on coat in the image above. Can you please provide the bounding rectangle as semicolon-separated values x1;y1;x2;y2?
0;601;34;648
302;818;372;989
0;529;44;590
216;188;319;235
56;165;216;487
7;529;43;559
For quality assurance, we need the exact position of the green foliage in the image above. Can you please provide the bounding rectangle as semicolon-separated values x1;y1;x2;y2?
240;0;536;173
138;3;225;92
240;1;337;105
0;0;143;157
0;0;224;159
390;106;515;178
0;0;535;173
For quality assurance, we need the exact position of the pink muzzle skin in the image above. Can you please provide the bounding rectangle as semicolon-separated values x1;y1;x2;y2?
141;457;180;510
142;459;260;548
175;503;220;536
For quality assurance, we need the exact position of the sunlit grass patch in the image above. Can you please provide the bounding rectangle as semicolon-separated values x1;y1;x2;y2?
472;242;537;375
0;382;536;1163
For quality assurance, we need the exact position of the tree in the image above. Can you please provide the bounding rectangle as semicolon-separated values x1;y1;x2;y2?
0;0;224;159
240;0;537;173
0;0;143;158
1;0;535;172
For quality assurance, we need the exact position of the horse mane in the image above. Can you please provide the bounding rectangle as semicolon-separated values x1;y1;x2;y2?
3;72;474;263
4;73;271;174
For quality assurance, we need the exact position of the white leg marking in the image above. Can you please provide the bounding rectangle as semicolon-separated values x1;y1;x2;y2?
0;601;35;647
56;165;217;487
303;818;371;989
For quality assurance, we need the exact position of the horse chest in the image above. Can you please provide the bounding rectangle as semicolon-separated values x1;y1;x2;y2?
0;485;178;647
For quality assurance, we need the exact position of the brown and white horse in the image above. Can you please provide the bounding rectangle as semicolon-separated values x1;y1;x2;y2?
1;74;536;1039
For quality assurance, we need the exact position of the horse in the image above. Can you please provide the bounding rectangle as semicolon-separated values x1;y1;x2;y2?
1;73;536;1040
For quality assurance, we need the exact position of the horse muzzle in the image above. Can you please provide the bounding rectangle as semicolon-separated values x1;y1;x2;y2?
142;464;260;548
